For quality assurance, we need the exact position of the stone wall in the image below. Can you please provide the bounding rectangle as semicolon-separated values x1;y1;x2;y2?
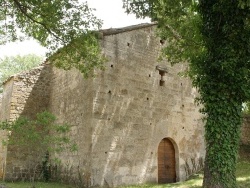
47;24;205;187
0;24;206;187
0;79;14;179
48;67;94;186
241;116;250;146
0;129;6;180
90;24;204;187
0;93;6;179
0;65;52;181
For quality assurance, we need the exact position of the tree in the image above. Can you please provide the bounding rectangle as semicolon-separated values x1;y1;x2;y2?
0;0;105;77
123;0;250;187
0;54;43;92
0;111;77;184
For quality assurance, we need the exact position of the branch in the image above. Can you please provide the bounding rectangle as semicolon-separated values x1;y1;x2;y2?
12;0;65;44
165;24;202;47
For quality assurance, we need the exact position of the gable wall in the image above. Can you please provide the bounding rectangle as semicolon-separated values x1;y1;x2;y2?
90;26;205;186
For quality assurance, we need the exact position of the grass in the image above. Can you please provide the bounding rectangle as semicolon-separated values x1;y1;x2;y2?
119;159;250;188
119;175;203;188
237;144;250;188
0;181;74;188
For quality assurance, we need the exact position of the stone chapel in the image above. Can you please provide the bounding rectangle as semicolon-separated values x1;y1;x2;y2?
0;23;205;187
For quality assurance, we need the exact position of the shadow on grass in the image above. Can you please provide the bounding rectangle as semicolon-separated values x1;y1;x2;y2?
236;159;250;187
119;174;203;188
120;159;250;188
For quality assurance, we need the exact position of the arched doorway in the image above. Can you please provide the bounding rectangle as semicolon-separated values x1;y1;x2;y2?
158;138;176;183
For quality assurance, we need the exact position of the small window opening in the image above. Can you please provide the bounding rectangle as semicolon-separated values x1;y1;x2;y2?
110;64;113;68
160;80;165;86
156;65;168;86
127;42;130;47
159;71;165;86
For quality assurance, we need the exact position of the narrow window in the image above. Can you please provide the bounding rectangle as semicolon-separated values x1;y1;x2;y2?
156;65;168;86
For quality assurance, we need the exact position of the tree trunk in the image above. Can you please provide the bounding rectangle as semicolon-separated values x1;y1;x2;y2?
202;99;242;188
198;1;247;187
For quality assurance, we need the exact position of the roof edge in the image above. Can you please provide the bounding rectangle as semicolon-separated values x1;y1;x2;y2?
100;22;157;36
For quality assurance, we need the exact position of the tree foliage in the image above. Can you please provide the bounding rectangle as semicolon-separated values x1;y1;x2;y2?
243;102;250;114
0;0;105;77
123;0;250;187
0;111;77;181
0;54;43;92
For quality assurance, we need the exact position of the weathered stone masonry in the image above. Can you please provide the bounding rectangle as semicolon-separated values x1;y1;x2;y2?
0;66;52;180
0;94;6;179
0;23;206;187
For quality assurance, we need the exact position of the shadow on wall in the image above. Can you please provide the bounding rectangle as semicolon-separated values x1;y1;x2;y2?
89;67;186;187
4;64;53;181
19;64;53;119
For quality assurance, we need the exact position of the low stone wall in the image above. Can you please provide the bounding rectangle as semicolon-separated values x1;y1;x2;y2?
241;116;250;146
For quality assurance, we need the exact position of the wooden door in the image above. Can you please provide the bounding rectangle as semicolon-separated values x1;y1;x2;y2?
158;138;176;183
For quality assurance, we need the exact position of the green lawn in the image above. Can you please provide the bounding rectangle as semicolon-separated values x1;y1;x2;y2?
120;160;250;188
1;160;249;188
0;181;74;188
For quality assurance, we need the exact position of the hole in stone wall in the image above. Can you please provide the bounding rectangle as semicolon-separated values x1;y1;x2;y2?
147;98;149;100
110;64;113;68
159;80;165;86
182;127;185;129
181;83;182;86
149;74;151;77
127;42;130;46
108;90;111;94
160;39;165;45
105;152;107;154
182;104;184;107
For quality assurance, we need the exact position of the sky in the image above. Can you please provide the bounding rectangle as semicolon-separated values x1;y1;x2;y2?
0;0;150;58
